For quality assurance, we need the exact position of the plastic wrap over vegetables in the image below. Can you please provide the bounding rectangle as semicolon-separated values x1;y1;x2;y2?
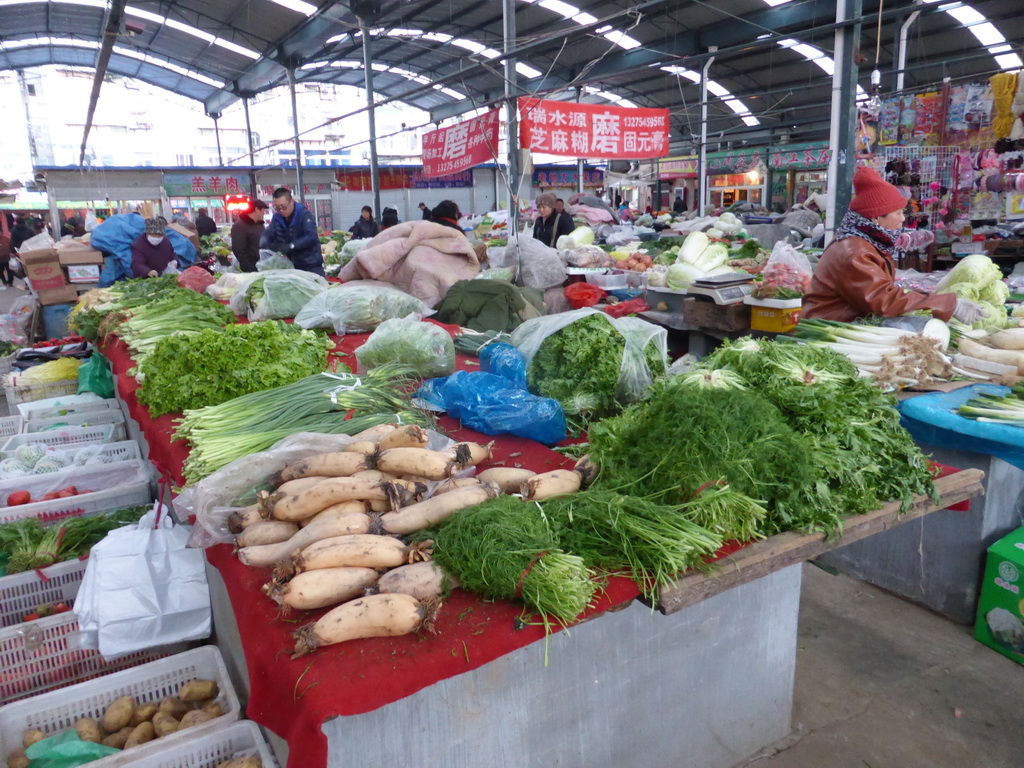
355;317;455;377
294;281;432;334
229;269;328;320
933;253;1010;331
255;249;296;271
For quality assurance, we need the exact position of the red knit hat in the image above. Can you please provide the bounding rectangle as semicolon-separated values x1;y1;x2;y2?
849;167;907;219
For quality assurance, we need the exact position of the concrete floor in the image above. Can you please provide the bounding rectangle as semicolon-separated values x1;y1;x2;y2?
4;283;1022;766
741;563;1024;768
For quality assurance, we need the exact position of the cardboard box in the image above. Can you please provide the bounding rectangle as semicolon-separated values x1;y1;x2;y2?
35;284;79;306
683;297;751;332
168;223;201;251
20;248;67;292
67;265;101;284
975;526;1024;665
57;247;105;266
745;297;803;334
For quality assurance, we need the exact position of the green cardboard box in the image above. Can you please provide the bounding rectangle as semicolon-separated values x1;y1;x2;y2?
975;525;1024;664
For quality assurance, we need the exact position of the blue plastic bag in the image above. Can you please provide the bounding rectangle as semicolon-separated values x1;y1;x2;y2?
416;369;566;444
94;213;197;286
480;343;527;390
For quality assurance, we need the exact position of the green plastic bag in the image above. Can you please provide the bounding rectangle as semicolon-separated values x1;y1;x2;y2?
25;730;120;767
77;351;115;399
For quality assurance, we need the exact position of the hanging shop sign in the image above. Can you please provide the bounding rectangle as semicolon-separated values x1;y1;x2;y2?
259;183;335;197
658;156;699;179
705;148;764;174
768;142;830;170
164;173;250;196
518;97;670;159
422;109;500;179
532;168;604;187
335;169;473;191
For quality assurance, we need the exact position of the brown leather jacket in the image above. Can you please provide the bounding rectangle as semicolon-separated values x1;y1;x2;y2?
802;236;956;322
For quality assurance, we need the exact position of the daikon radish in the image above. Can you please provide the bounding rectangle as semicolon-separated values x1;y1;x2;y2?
267;566;379;610
292;593;439;656
952;353;1017;376
432;477;483;495
300;500;368;527
988;328;1024;350
380;483;498;535
279;452;369;482
239;511;374;567
227;504;264;533
295;534;413;571
521;469;582;500
274;476;330;497
345;441;378;455
476;467;536;493
573;455;598;487
236;520;299;548
270;478;404;521
352;469;399;483
449;441;494;469
373;561;454;601
958;338;1024;374
352;423;398;443
376;447;454;480
378;424;430;451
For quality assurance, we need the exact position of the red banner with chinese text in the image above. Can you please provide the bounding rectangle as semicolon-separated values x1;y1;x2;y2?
422;109;500;179
518;97;670;159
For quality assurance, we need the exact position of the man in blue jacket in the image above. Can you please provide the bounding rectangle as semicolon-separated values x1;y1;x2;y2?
260;187;325;275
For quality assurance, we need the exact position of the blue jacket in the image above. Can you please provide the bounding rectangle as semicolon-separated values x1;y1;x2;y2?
260;201;324;276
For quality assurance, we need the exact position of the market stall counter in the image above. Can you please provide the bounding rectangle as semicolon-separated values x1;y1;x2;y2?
101;322;985;768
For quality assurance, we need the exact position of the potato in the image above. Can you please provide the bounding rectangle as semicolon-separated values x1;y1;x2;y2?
158;696;190;719
129;702;158;726
7;748;29;768
101;695;136;733
201;700;224;717
101;726;133;749
179;710;215;729
152;712;180;738
22;729;45;748
216;758;263;768
124;721;156;749
179;678;219;702
75;717;102;743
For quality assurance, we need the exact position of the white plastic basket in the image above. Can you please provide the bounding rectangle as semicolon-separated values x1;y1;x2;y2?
0;611;173;705
585;272;629;290
0;646;241;761
18;394;118;421
1;424;117;455
4;378;79;409
0;559;87;629
0;417;22;440
24;410;127;442
0;460;153;526
117;721;279;768
43;441;142;466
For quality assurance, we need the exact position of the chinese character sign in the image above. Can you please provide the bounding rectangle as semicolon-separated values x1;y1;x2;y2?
518;97;670;159
422;109;500;179
164;173;251;197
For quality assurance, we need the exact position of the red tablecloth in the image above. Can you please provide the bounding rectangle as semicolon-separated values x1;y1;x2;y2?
102;320;645;768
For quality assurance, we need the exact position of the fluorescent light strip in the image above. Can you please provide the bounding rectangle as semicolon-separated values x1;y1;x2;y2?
517;62;542;77
308;59;464;97
519;0;642;51
660;65;761;126
922;0;1020;70
266;0;316;17
124;6;260;59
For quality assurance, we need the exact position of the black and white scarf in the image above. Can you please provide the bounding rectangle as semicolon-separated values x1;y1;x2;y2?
834;210;908;261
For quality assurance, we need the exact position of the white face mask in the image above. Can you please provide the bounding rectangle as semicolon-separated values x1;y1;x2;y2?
146;235;164;246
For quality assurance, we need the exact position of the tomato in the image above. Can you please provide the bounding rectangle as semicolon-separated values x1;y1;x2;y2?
53;603;71;614
23;613;40;622
60;486;78;495
6;490;31;506
56;490;75;499
40;492;60;501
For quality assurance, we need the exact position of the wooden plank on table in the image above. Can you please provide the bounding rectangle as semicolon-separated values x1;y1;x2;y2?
655;468;986;615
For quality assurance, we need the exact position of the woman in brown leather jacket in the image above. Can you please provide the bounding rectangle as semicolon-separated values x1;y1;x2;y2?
803;167;984;325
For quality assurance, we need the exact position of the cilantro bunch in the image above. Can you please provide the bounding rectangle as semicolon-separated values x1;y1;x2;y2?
136;321;329;416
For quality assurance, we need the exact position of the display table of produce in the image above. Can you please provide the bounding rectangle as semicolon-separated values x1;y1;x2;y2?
821;384;1024;623
98;320;986;768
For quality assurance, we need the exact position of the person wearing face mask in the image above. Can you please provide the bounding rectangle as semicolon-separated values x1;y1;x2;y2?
803;167;980;324
130;217;177;278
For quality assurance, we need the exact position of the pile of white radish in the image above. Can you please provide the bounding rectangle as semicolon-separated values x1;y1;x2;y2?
225;423;585;657
955;330;1024;384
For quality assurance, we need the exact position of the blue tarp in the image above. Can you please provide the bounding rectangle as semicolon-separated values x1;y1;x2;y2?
898;383;1024;470
92;213;196;286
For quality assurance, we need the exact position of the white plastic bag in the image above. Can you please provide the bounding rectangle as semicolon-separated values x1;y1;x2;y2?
294;281;432;334
19;231;54;252
355;316;455;377
255;248;295;271
229;270;328;321
512;237;565;291
76;505;211;660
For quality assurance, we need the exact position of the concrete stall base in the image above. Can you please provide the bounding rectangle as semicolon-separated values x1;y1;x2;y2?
208;564;802;768
820;446;1024;624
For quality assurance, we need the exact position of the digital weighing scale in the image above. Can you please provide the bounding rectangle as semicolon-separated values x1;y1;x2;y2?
687;273;755;305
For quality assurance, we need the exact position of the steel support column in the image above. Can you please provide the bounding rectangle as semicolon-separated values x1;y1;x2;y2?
287;69;305;202
212;113;224;166
698;49;715;215
360;20;382;219
825;0;862;243
242;97;257;197
896;6;922;93
79;0;127;167
503;0;520;220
